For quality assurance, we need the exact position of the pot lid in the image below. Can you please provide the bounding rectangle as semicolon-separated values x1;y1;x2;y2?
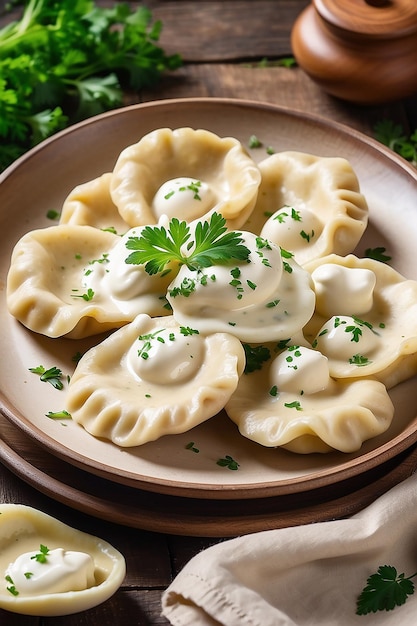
314;0;417;37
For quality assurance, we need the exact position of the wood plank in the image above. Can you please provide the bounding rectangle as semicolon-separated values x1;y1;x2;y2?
138;63;412;135
144;0;310;61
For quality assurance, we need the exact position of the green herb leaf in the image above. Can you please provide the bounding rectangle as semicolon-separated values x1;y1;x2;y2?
364;247;392;263
356;565;417;615
126;213;250;274
29;365;64;389
216;455;240;470
0;1;181;171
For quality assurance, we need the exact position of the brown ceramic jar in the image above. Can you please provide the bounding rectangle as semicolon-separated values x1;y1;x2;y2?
291;0;417;104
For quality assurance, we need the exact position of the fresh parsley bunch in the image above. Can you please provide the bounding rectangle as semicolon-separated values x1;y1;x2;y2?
0;0;182;171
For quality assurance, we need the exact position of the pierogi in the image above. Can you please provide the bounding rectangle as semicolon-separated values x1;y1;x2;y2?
304;254;417;389
6;224;174;339
225;345;394;453
66;314;245;447
245;151;368;265
110;127;261;228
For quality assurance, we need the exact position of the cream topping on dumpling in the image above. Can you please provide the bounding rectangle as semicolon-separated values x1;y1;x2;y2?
311;263;376;317
126;325;205;384
269;345;330;395
313;315;380;362
166;231;315;342
6;548;95;595
152;177;216;221
83;226;175;317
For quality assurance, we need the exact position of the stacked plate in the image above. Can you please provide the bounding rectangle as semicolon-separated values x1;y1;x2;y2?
1;99;417;537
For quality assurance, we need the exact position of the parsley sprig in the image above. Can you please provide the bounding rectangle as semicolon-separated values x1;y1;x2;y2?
0;0;181;171
357;565;417;615
125;212;251;275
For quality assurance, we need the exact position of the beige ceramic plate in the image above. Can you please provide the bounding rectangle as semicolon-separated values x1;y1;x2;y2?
1;98;417;500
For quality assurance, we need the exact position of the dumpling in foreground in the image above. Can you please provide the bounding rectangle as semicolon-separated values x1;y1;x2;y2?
246;151;368;265
66;314;245;447
110;127;261;229
225;345;394;454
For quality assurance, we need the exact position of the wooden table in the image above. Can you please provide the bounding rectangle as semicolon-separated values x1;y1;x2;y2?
1;2;417;624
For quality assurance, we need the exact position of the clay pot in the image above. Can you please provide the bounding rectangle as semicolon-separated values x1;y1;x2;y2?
291;0;417;104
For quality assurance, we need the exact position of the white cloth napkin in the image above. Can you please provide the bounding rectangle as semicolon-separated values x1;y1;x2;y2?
161;471;417;625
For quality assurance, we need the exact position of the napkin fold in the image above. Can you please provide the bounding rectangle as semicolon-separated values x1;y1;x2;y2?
161;471;417;626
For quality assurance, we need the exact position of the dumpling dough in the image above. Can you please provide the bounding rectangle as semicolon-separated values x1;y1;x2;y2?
166;229;316;343
304;254;417;388
60;173;131;234
110;127;261;229
246;151;368;265
225;344;394;453
6;224;171;339
66;314;245;447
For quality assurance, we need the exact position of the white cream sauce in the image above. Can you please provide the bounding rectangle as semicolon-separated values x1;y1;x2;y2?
269;345;330;395
152;177;215;220
5;547;95;596
311;263;376;317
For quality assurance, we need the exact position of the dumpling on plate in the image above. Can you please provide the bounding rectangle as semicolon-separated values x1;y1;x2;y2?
245;151;368;265
110;127;261;229
66;314;245;447
166;228;315;343
60;173;131;234
304;253;417;388
6;224;172;339
225;344;394;454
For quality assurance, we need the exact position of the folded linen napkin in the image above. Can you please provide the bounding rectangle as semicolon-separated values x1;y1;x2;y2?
161;471;417;625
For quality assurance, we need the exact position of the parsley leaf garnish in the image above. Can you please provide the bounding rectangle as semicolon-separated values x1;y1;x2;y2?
216;455;240;470
125;212;250;274
242;343;271;373
356;565;417;615
29;365;64;390
31;544;49;564
364;247;392;263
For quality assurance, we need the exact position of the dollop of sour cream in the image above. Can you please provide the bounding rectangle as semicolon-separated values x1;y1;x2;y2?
260;206;322;253
82;226;173;316
152;177;216;221
311;263;376;317
314;314;380;361
166;230;315;342
269;345;330;395
5;547;95;596
126;326;205;385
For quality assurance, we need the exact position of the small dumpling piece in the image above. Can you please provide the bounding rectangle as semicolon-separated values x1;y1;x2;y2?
166;229;316;343
60;173;131;234
225;345;394;453
304;254;417;388
0;504;125;616
6;224;171;339
246;151;368;265
110;127;261;229
66;314;245;447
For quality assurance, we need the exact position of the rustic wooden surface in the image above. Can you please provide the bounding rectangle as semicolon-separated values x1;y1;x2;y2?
1;1;417;624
